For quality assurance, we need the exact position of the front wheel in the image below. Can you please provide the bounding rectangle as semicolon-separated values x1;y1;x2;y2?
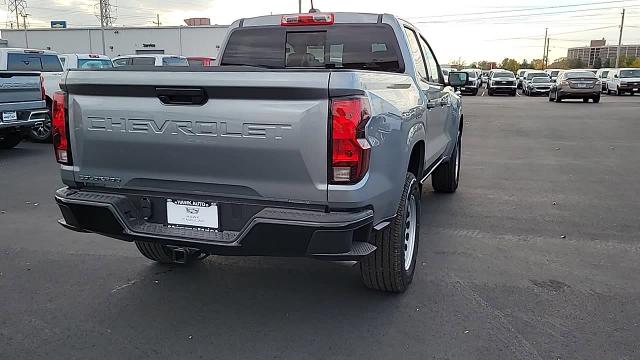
593;96;601;103
0;133;22;149
555;91;562;103
583;98;589;103
359;172;420;293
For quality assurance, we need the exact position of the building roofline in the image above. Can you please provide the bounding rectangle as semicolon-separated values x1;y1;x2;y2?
0;25;229;32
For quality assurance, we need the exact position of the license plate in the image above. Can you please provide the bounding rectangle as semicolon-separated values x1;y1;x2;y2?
634;88;639;91
166;199;218;230
460;87;466;90
2;111;17;122
576;84;588;88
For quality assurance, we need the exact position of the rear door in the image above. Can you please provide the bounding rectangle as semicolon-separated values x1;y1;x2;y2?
403;27;448;164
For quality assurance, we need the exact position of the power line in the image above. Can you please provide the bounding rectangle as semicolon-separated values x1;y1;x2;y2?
413;4;640;24
409;0;640;19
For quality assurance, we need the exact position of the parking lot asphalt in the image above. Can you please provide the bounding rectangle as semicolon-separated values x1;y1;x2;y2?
1;92;640;360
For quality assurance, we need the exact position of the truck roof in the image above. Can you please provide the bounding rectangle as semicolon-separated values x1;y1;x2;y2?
0;48;59;55
235;12;389;27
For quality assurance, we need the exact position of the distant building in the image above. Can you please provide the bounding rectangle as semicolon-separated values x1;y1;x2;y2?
567;39;640;67
184;18;211;26
0;25;228;58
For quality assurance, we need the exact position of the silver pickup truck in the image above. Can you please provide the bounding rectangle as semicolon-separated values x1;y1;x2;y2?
54;12;467;292
0;71;49;149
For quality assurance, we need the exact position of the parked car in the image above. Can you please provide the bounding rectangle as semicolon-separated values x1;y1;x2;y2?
0;71;49;149
595;68;613;93
549;70;601;103
522;71;550;96
53;12;467;293
187;57;216;67
59;54;113;70
516;69;529;89
525;76;553;96
460;69;481;95
0;48;64;142
606;68;640;96
487;70;517;96
545;68;562;82
112;54;189;67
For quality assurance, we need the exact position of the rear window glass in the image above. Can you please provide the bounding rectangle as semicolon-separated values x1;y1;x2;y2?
532;77;550;83
78;59;113;69
131;57;155;65
550;71;560;77
526;72;547;79
7;53;63;72
162;57;189;66
566;72;596;79
221;24;403;73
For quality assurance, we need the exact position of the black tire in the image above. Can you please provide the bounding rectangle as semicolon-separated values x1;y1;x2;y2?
0;133;22;149
607;89;612;95
617;87;623;96
510;91;517;97
359;172;420;293
593;96;601;103
555;92;562;103
432;133;461;193
472;89;478;96
583;98;589;103
135;241;208;264
29;120;52;143
548;93;554;102
488;90;494;96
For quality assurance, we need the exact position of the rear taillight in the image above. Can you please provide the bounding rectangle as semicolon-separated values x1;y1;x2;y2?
52;91;71;165
330;97;371;184
281;13;334;26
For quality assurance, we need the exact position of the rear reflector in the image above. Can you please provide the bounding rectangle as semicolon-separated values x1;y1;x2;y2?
330;97;371;184
281;13;334;26
52;91;71;165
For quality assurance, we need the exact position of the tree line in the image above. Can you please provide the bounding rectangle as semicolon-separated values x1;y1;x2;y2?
453;56;640;72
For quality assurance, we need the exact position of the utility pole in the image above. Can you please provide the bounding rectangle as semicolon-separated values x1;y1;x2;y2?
21;13;28;48
298;0;302;13
8;0;27;30
153;14;161;27
615;8;626;68
542;28;548;70
96;0;116;55
545;38;550;69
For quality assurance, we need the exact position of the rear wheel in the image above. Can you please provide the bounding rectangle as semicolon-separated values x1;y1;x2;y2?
359;172;420;293
135;241;209;265
29;120;52;143
0;133;22;149
583;98;589;103
593;96;601;103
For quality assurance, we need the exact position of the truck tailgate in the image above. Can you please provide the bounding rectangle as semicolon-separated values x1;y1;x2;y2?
64;70;330;204
0;72;44;112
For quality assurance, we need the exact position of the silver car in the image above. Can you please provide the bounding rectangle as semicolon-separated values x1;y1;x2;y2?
549;71;601;103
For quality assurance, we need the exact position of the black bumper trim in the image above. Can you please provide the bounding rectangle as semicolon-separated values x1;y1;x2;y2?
55;188;375;258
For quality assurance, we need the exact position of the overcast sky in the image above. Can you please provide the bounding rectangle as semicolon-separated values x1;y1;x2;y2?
2;0;640;63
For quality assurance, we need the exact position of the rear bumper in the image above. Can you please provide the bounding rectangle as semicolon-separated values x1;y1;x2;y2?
55;188;376;260
0;109;49;130
558;88;600;98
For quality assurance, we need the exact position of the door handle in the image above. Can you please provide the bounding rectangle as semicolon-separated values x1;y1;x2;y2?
439;98;449;107
156;88;208;105
426;100;437;109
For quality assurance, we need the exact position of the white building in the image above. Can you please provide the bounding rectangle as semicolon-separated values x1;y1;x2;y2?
0;25;229;58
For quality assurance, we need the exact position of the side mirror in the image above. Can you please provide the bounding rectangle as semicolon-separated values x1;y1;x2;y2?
448;71;468;87
614;74;619;78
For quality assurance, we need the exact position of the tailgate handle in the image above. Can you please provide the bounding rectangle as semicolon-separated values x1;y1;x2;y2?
156;88;207;106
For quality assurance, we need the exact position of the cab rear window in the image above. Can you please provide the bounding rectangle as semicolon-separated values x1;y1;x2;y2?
221;24;403;73
7;53;63;72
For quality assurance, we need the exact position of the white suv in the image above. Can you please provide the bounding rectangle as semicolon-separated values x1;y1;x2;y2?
112;54;188;67
606;68;640;96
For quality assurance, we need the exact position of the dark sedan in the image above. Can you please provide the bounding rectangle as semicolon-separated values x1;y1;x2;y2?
549;71;601;103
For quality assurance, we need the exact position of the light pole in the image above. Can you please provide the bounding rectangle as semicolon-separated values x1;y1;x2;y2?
21;13;29;48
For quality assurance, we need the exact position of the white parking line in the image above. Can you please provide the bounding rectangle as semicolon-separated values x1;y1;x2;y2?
516;92;521;97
